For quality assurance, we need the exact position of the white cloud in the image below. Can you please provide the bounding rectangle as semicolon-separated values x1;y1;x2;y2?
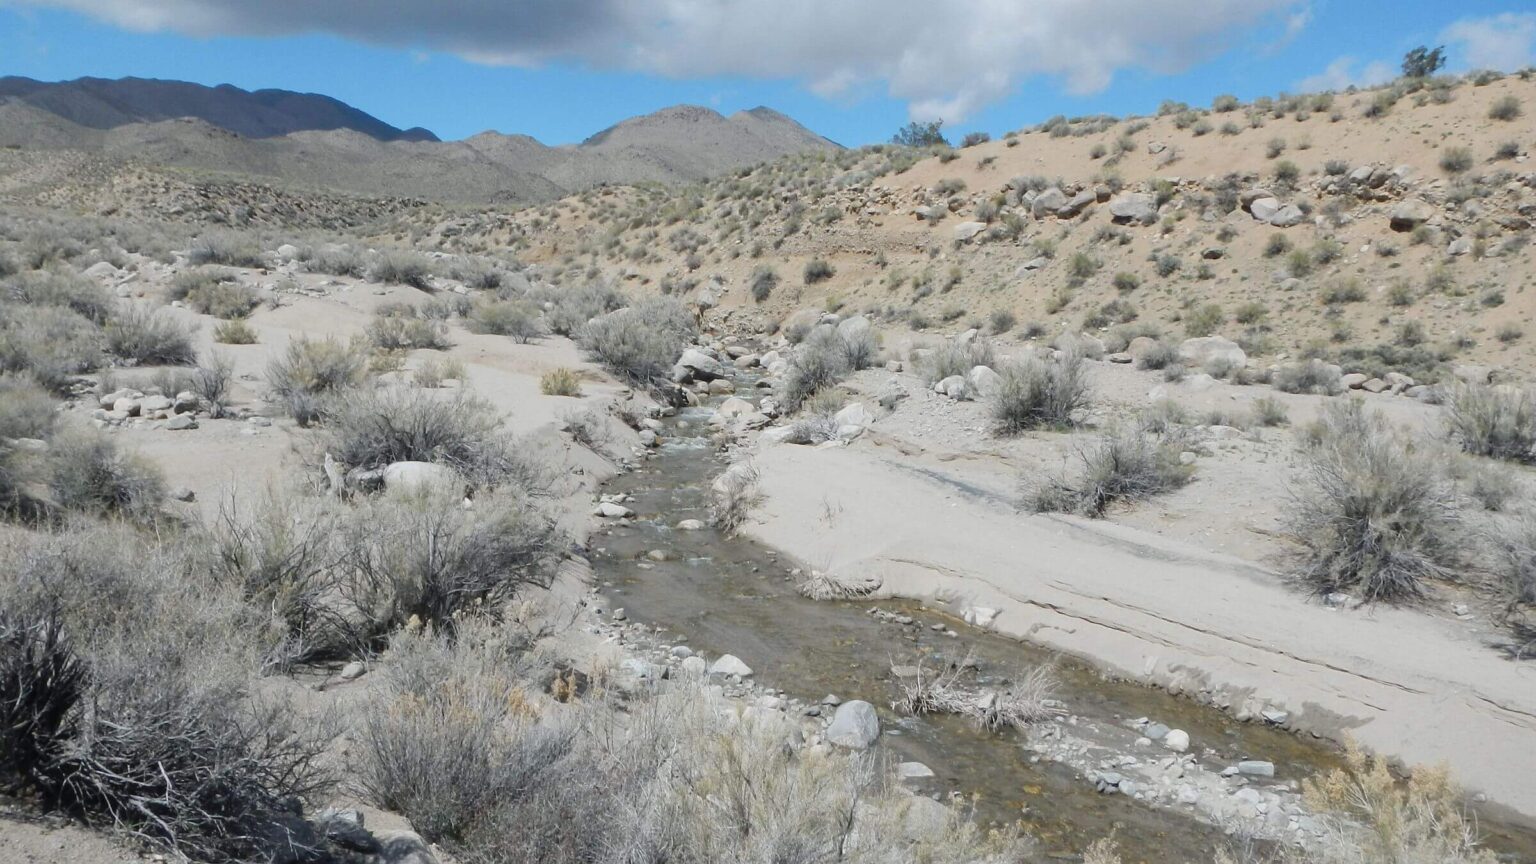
5;0;1306;121
1442;12;1536;72
1296;56;1395;92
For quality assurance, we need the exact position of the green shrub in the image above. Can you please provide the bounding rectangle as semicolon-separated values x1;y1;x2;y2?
369;250;435;289
1489;95;1522;121
539;368;581;397
1183;303;1224;337
212;319;258;344
803;258;835;285
1112;272;1141;293
1439;147;1473;174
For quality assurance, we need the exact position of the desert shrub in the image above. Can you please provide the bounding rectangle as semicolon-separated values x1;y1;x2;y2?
778;326;854;412
369;250;435;289
367;305;450;351
1112;272;1141;293
445;258;503;291
0;527;333;862
1444;383;1536;463
1183;303;1224;337
1284;402;1457;602
166;267;229;302
266;336;369;425
1028;426;1192;516
212;319;257;344
539;368;581;397
105;305;196;365
1489;95;1522;121
17;225;83;269
413;355;466;389
991;349;1091;434
361;631;1024;864
749;265;779;303
1439;147;1473;174
322;386;535;489
186;280;260;320
187;231;265;268
305;246;367;277
920;336;996;385
803;258;835;284
423;293;473;320
0;305;102;391
186;353;233;417
988;309;1016;334
1252;396;1289;427
1321;278;1366;305
1272;359;1341;395
47;426;164;520
1136;340;1178;370
577;296;697;386
468;298;544;343
539;281;625;336
0;374;57;441
5;269;114;324
338;487;560;643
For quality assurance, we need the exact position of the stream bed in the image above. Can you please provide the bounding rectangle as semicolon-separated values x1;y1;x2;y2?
590;400;1533;863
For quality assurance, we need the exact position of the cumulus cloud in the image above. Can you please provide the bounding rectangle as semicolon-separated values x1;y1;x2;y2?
1296;56;1395;92
1442;12;1536;72
6;0;1305;121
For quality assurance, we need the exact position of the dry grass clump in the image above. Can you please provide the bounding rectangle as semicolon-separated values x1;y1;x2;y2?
539;367;581;397
367;303;451;351
796;570;882;600
212;319;258;344
413;354;467;388
577;296;697;386
1298;743;1496;864
361;630;1028;864
990;349;1091;434
1444;383;1536;463
468;298;545;342
266;336;369;425
708;460;760;533
105;305;197;366
1027;425;1192;516
1283;402;1458;603
892;657;1061;733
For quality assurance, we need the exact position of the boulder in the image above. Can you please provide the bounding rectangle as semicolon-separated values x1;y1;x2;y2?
382;461;461;495
1361;377;1389;394
953;221;987;242
1058;189;1096;217
1031;187;1069;218
1390;199;1436;232
717;396;756;419
834;402;874;428
1163;729;1191;753
1108;193;1158;226
836;314;872;342
1239;188;1275;209
1127;336;1161;360
826;700;880;749
1266;204;1306;227
676;519;706;531
1340;373;1368;390
968;365;1001;395
677;348;727;381
1248;197;1283;222
1177;337;1246;368
935;375;969;400
594;501;635;518
708;654;753;678
165;414;198;431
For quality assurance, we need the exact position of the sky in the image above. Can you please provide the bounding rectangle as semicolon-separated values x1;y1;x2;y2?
0;1;1533;146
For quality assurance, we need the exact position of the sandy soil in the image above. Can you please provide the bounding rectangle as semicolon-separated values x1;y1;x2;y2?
740;355;1536;825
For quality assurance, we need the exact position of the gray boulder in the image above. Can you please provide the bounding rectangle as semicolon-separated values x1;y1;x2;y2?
826;700;880;749
1390;199;1436;232
1031;187;1069;218
677;348;727;381
1109;193;1158;226
1177;337;1246;368
1249;197;1282;222
953;221;987;242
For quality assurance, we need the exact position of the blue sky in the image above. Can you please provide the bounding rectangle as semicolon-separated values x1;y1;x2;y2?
1;2;1533;145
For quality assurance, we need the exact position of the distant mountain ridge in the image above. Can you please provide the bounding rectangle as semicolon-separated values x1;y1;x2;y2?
0;77;838;204
0;76;437;142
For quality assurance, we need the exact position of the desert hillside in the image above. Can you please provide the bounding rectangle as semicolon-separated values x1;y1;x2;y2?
4;66;1536;864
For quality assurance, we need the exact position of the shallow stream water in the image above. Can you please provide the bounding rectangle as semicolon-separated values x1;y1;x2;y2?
591;399;1533;863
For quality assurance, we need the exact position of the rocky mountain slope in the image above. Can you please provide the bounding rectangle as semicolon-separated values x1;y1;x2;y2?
0;79;840;204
